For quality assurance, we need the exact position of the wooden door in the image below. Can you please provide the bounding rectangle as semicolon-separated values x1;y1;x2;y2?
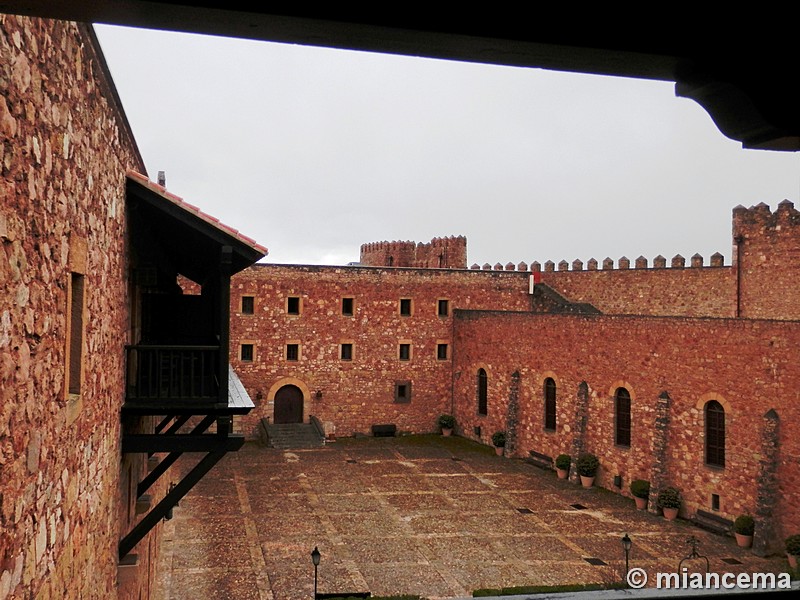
274;385;303;423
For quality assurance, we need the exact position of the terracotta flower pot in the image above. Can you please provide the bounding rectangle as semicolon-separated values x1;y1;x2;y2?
580;475;595;488
735;533;753;548
663;507;679;521
494;446;504;456
787;553;798;569
556;468;569;479
442;428;452;437
634;496;648;510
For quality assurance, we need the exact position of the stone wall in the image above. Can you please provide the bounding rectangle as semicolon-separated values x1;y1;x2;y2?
1;16;155;600
230;264;531;438
360;235;467;269
452;310;799;551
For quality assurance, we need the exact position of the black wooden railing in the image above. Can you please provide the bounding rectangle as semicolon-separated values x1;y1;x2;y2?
126;345;219;401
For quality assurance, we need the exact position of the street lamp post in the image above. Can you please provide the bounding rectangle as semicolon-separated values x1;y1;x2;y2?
311;546;321;599
621;533;632;585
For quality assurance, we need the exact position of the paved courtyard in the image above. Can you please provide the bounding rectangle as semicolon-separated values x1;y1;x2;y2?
153;435;789;599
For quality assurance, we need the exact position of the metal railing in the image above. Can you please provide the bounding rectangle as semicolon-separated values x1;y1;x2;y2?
126;345;220;401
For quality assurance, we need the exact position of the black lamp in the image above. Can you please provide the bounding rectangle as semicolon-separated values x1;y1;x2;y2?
311;546;321;598
621;533;632;584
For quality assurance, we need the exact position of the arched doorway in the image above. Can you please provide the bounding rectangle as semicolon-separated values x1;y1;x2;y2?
274;384;304;424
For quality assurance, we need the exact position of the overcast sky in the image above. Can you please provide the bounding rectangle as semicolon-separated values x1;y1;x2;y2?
94;25;799;268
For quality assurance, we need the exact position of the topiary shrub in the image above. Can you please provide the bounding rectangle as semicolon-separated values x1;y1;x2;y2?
785;534;800;556
576;453;599;477
555;454;571;470
491;431;506;447
437;414;455;429
734;514;755;536
656;486;682;509
630;479;650;499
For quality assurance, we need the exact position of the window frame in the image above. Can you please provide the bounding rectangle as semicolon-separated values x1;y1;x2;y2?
477;368;488;416
398;343;411;361
340;342;354;361
437;298;450;317
543;377;556;431
399;298;412;316
286;296;301;315
705;400;725;468
394;380;412;403
436;343;449;361
286;343;299;361
614;387;631;447
241;295;255;315
342;297;354;316
240;343;255;362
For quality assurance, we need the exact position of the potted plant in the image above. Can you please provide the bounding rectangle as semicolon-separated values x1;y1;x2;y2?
491;431;506;456
785;534;800;568
734;514;755;548
555;454;571;479
656;486;681;520
630;479;650;510
437;414;455;436
576;453;599;487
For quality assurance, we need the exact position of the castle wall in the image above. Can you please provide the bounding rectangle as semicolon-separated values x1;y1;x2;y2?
360;235;467;269
733;201;800;320
1;16;156;600
452;310;799;549
230;264;531;438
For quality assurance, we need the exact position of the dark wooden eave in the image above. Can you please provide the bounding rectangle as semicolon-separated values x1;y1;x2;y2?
3;2;800;150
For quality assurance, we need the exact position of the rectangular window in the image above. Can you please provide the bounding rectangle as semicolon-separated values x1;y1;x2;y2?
399;298;412;316
340;343;353;361
286;343;299;361
399;343;411;361
287;296;301;315
437;343;449;360
394;381;411;403
342;297;354;316
67;273;85;395
240;343;254;362
241;295;254;315
437;299;449;317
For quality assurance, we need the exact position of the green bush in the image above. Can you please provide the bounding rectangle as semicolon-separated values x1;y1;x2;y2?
437;414;455;429
555;453;571;470
786;534;800;556
656;486;682;509
491;431;506;447
734;514;755;536
630;479;650;499
576;453;599;477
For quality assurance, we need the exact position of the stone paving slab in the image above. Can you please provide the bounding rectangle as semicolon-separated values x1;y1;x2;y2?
154;435;791;600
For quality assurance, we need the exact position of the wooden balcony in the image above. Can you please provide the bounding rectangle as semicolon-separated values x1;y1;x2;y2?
125;345;221;410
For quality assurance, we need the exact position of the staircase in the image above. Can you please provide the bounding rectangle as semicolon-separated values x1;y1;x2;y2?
260;420;325;449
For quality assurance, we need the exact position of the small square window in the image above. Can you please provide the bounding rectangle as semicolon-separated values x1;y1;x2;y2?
342;297;354;316
711;493;720;511
437;343;448;360
437;299;449;317
399;343;411;361
341;343;353;361
286;343;299;361
241;296;254;315
399;298;412;316
240;344;254;362
394;381;411;403
287;296;300;315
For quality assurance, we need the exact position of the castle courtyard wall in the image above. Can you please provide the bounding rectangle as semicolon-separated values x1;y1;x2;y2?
1;16;155;600
230;264;532;438
452;309;799;549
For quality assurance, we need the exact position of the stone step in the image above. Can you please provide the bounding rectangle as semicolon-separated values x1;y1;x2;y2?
260;421;325;449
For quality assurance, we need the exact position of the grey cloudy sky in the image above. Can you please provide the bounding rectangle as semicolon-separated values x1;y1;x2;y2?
94;25;799;268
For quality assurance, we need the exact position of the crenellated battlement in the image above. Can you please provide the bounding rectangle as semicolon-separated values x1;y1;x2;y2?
360;235;467;268
468;252;725;272
733;200;800;238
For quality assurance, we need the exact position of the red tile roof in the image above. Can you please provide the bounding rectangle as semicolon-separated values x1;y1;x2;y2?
127;170;268;257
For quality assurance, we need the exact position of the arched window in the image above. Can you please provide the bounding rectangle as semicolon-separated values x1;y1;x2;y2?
614;387;631;447
543;378;556;431
705;400;725;467
477;368;488;415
